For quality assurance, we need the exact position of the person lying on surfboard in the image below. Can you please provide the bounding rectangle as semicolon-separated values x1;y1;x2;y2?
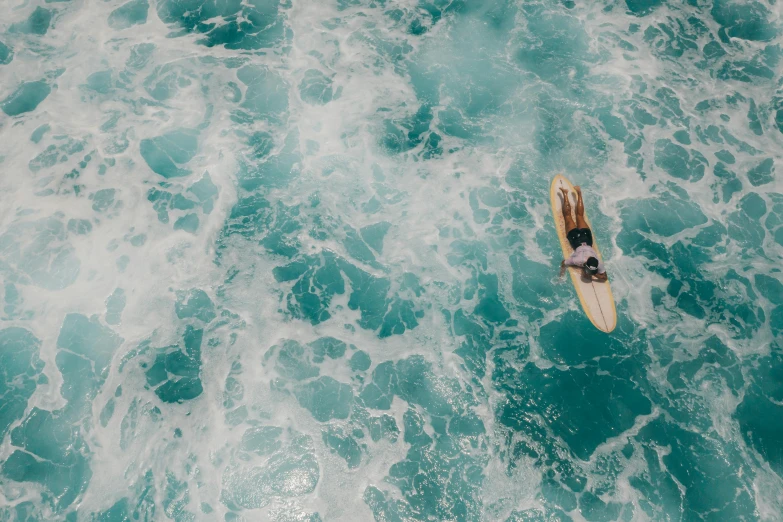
558;186;608;282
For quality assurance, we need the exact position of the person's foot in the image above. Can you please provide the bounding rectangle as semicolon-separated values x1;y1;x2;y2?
560;187;570;199
574;185;582;194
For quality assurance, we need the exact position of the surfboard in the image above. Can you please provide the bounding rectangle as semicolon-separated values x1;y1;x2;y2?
550;174;617;333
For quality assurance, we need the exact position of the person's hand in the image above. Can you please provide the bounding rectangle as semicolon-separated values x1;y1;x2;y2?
559;260;567;278
595;272;608;282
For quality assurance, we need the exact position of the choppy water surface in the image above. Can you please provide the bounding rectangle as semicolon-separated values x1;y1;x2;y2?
1;0;782;520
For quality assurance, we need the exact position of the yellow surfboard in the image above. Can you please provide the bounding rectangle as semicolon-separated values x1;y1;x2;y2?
550;175;617;333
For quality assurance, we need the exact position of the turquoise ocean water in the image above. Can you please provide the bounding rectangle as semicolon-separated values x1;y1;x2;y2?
1;0;782;520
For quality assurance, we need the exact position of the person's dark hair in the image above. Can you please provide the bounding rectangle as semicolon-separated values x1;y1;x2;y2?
584;257;599;275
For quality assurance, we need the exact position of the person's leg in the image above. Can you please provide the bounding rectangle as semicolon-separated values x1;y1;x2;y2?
574;186;589;230
560;187;577;233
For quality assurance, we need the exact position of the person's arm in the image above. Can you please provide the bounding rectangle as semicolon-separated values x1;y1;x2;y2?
561;253;578;277
594;260;607;281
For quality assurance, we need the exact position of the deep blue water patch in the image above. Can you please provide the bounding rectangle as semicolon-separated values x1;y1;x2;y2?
710;0;779;42
157;0;286;50
0;40;13;65
273;251;423;337
10;7;52;35
143;326;204;403
108;0;149;30
1;314;123;513
140;129;198;178
299;69;335;105
1;81;52;116
0;328;44;440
